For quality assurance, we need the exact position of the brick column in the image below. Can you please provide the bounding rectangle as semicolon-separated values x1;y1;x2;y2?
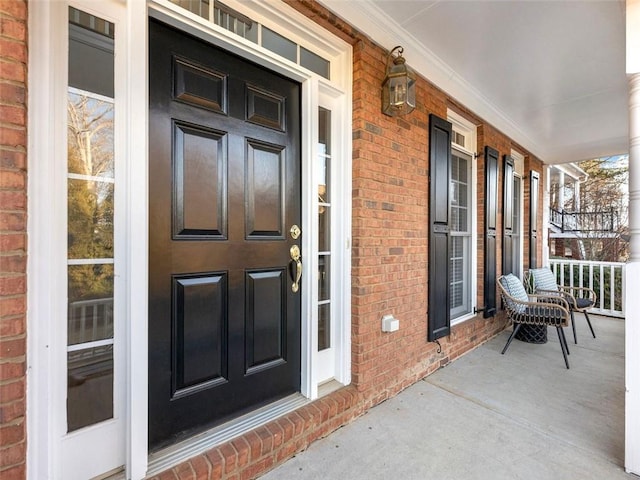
0;1;28;479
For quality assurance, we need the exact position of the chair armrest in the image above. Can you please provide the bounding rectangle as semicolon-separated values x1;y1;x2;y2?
534;288;563;297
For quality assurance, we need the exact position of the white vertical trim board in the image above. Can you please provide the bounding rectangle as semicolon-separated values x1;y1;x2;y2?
27;1;59;477
125;1;149;478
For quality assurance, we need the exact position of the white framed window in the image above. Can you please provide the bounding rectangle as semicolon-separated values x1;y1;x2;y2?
314;85;351;390
29;2;129;479
447;110;477;323
511;150;525;279
29;1;352;478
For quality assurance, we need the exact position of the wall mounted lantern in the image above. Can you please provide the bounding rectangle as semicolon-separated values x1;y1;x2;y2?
382;45;416;116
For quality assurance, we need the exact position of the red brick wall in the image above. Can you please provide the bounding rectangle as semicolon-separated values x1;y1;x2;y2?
0;1;28;479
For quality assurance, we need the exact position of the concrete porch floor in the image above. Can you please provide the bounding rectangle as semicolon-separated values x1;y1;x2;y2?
262;314;634;479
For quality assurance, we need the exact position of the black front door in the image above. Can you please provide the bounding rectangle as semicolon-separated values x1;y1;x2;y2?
148;20;302;450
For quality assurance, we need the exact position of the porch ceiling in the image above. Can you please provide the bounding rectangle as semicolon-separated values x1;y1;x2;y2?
319;0;629;165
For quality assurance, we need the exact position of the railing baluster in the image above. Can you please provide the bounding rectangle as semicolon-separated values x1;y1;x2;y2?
579;264;584;297
610;265;615;313
81;305;87;343
92;303;98;343
569;264;575;291
599;264;605;311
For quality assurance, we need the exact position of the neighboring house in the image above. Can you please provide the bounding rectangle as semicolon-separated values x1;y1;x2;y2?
548;163;628;262
0;1;639;479
548;163;590;260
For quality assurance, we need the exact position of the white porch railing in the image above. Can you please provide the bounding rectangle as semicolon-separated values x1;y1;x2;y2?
548;259;625;318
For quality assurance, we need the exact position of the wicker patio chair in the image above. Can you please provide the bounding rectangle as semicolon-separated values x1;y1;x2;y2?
528;267;596;344
497;274;572;369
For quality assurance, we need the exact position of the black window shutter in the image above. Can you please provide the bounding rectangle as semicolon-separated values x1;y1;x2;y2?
502;155;514;275
483;146;498;318
428;114;451;341
529;171;539;268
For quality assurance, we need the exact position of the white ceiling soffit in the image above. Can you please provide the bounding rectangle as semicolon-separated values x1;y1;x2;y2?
318;0;629;165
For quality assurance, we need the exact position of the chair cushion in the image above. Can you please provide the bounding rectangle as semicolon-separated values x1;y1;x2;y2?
565;296;594;310
499;274;528;313
530;268;558;292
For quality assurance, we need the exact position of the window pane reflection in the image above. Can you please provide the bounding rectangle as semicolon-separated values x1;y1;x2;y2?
318;206;330;252
301;47;330;79
318;304;330;351
318;255;330;301
67;345;114;432
318;108;331;203
68;264;114;345
68;179;114;259
67;92;114;178
262;27;296;62
171;0;209;19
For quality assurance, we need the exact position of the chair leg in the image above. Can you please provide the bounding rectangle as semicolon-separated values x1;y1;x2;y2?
556;327;570;369
570;309;577;344
502;323;521;355
560;327;570;355
584;311;596;338
560;328;571;355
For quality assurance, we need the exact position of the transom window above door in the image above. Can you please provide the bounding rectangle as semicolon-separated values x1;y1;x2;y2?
168;0;331;79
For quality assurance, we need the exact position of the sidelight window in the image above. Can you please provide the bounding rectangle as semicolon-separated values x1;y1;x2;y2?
67;7;116;432
318;107;332;352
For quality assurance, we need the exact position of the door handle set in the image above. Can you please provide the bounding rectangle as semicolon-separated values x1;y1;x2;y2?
290;245;302;293
289;225;302;293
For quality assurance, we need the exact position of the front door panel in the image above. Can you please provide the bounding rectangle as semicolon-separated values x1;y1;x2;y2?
149;20;301;449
